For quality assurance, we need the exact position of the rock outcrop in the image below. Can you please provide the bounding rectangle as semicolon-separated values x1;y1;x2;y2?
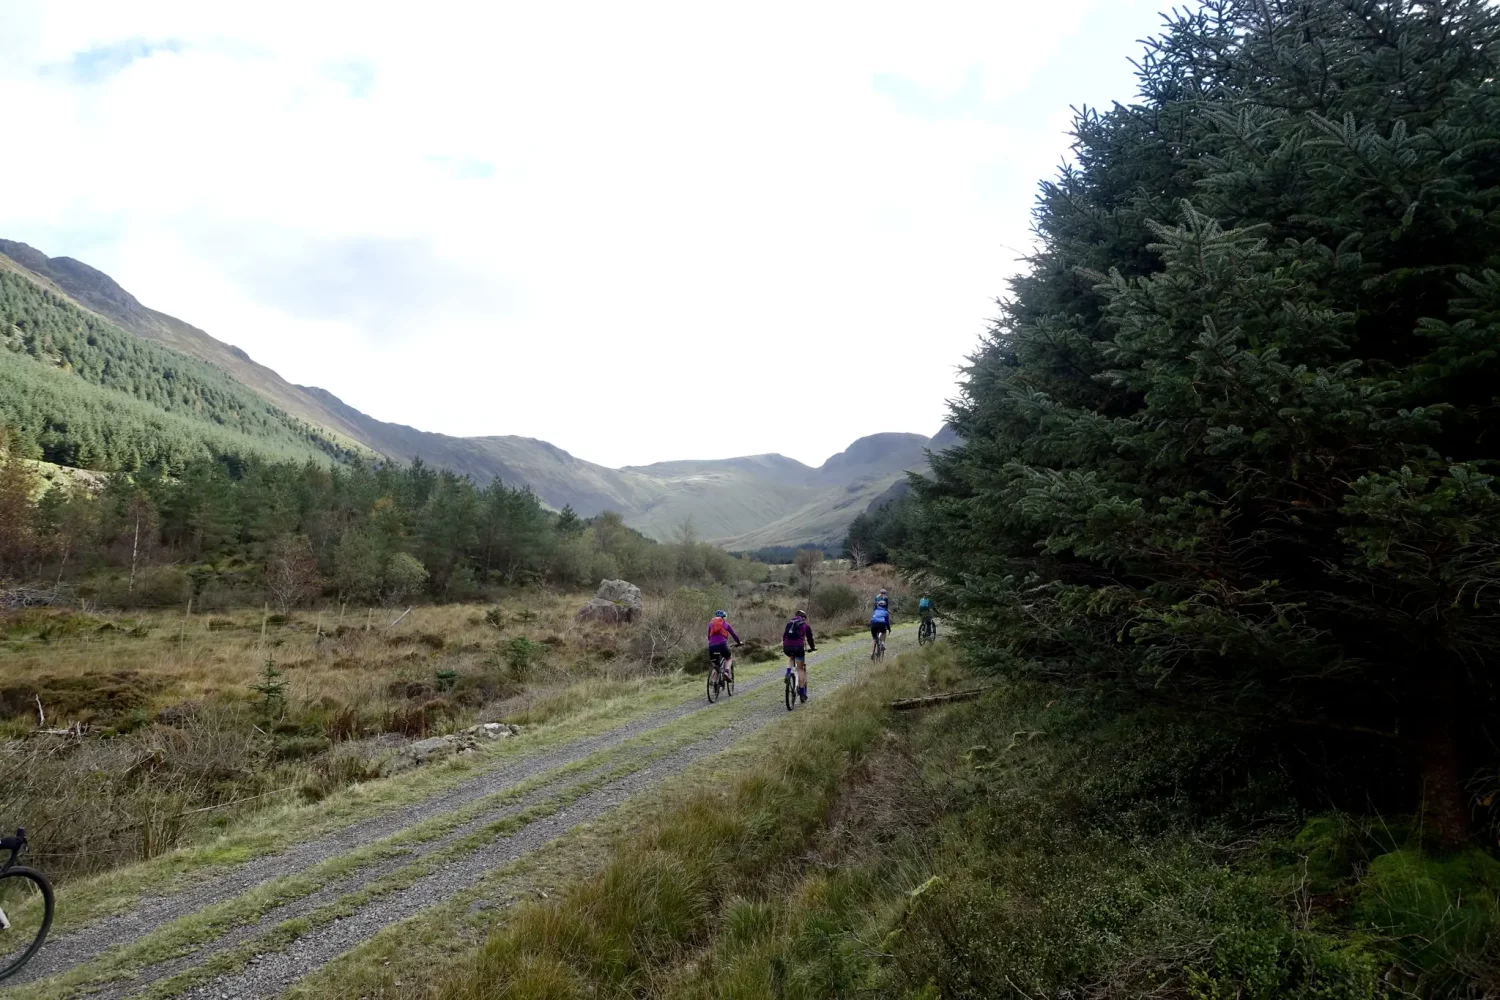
376;722;522;777
576;579;644;624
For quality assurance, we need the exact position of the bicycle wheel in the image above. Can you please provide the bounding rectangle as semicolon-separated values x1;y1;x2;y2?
725;664;734;697
784;672;795;711
0;867;54;982
706;665;720;704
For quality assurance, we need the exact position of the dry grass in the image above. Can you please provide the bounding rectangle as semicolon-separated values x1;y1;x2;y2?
0;568;898;883
0;593;627;879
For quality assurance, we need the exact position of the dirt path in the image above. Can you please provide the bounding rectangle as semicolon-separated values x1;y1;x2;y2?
6;628;911;1000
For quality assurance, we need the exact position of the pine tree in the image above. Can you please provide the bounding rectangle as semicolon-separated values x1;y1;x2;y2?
909;0;1500;847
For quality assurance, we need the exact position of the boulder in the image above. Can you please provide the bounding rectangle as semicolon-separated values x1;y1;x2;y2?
466;721;520;740
576;579;644;624
595;579;643;611
408;736;457;763
377;730;490;776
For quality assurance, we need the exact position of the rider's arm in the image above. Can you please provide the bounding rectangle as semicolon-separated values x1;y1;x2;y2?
804;623;816;650
727;624;741;644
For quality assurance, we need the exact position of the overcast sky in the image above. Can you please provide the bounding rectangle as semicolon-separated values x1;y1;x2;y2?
1;0;1177;468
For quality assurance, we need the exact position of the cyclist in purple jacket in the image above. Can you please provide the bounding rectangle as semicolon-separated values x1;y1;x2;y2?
782;610;816;703
707;611;742;681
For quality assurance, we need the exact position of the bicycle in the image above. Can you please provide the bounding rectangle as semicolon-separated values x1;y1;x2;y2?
871;631;887;661
918;617;937;645
0;828;54;982
707;649;735;703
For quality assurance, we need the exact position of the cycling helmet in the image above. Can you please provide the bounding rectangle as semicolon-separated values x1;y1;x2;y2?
795;609;807;618
714;610;727;618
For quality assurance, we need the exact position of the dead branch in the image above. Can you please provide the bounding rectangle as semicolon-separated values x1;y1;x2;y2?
889;688;987;711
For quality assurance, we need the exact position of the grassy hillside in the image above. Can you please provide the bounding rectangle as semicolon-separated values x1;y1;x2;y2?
0;269;359;470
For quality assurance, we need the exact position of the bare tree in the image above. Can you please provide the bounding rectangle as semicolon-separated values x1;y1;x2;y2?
266;535;323;612
793;547;824;595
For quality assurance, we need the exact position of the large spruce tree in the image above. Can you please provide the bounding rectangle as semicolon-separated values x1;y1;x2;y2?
910;0;1500;846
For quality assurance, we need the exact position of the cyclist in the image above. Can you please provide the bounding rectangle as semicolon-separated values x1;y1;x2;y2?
707;610;742;681
782;609;816;703
870;601;892;658
873;587;890;611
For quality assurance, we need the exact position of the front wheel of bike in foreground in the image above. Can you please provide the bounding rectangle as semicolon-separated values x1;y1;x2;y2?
707;667;720;704
0;867;54;982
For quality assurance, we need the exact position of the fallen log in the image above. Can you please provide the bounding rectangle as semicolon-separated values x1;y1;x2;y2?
889;688;986;711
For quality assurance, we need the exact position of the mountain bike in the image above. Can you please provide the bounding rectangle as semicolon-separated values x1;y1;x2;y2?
707;650;735;703
918;617;937;645
871;630;886;661
0;829;54;982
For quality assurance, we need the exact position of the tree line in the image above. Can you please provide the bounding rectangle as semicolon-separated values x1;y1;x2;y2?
874;0;1500;849
0;445;759;608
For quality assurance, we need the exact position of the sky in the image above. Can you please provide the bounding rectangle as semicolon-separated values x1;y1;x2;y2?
0;0;1180;469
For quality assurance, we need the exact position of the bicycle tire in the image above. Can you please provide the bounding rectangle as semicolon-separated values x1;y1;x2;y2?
784;672;795;711
0;867;54;982
707;666;720;704
725;664;734;697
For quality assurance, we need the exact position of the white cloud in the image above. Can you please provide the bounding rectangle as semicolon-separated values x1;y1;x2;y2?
0;0;1178;467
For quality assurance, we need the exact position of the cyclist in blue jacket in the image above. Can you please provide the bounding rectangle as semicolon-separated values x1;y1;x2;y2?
869;602;892;659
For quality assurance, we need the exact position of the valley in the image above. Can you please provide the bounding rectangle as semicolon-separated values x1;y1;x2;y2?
0;241;941;549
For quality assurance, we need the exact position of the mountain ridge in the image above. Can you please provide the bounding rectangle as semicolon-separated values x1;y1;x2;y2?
0;239;951;546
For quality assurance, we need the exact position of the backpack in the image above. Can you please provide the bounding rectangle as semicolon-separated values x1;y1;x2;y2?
708;618;729;641
783;618;804;643
872;607;890;625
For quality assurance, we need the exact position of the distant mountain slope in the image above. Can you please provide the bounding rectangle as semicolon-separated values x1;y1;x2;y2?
718;430;948;549
0;239;947;546
0;267;358;470
0;240;374;455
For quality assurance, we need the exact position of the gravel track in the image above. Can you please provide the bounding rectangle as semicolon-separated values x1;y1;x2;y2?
173;631;907;1000
7;650;806;990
